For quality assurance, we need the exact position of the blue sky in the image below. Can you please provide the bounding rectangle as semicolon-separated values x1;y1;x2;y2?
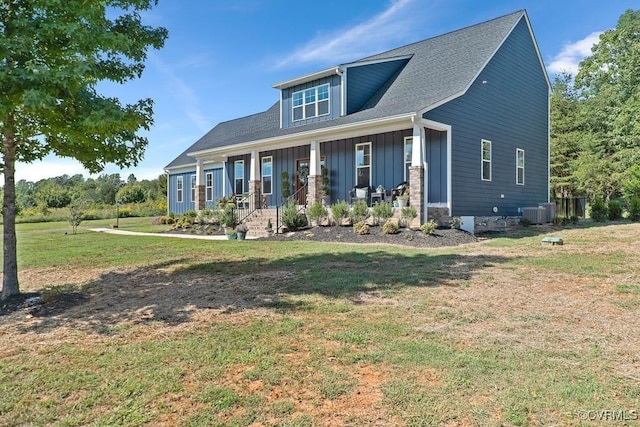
14;0;639;182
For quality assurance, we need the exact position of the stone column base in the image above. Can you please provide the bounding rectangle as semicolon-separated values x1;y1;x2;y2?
194;185;205;212
248;180;261;208
306;175;323;206
409;166;424;228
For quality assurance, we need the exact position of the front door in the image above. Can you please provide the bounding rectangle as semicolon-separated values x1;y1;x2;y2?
295;158;309;205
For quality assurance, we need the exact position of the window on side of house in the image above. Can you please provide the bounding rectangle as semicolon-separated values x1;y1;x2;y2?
516;148;525;185
404;137;413;182
191;174;196;202
205;172;213;201
292;83;330;121
176;176;183;203
355;142;371;187
481;140;492;181
234;160;244;195
261;156;273;195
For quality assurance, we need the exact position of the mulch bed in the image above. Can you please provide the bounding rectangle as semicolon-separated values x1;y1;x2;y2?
259;225;478;248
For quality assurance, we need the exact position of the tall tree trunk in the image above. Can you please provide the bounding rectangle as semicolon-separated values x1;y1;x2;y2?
2;113;19;299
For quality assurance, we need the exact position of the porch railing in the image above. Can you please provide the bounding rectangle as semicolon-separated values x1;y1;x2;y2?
275;184;308;234
233;191;260;225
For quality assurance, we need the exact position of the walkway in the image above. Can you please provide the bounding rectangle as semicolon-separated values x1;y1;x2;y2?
88;228;257;240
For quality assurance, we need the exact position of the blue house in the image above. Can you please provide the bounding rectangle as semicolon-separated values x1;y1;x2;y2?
165;10;550;230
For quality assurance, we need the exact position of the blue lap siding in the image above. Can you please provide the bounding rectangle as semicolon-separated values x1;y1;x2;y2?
424;19;549;216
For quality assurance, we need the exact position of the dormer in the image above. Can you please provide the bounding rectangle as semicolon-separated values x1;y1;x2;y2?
274;68;343;128
273;55;411;129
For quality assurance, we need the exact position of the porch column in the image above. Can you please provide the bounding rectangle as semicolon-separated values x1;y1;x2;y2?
194;158;205;212
307;140;322;205
409;124;425;227
248;150;261;208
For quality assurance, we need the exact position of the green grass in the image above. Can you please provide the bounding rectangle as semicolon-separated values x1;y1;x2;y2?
1;220;640;425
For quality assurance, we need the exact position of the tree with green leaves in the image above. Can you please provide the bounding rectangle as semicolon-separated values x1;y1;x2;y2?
574;9;640;201
0;1;168;298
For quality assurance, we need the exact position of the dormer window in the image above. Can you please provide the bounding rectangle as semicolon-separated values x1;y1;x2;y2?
293;83;330;121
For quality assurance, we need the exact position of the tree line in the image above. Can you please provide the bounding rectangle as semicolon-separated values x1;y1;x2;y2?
9;173;167;214
551;10;640;207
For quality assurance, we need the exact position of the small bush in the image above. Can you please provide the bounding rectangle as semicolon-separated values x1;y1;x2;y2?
570;215;579;225
400;206;417;227
353;220;370;235
608;199;623;221
349;200;370;224
382;220;399;234
331;200;349;226
371;201;393;225
589;198;608;222
219;204;236;228
449;216;461;229
282;199;307;231
420;220;437;235
552;216;568;226
308;201;328;225
520;217;531;227
629;198;640;222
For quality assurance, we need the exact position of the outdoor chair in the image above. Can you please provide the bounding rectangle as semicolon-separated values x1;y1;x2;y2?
349;185;370;205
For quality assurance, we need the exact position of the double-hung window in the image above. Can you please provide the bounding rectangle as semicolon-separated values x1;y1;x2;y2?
404;137;413;182
176;176;183;203
234;160;244;195
481;140;492;181
205;172;213;201
355;143;371;187
292;84;330;121
261;156;273;195
516;148;525;185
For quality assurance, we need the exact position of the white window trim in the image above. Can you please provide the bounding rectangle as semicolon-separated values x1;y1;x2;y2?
481;139;492;182
261;156;273;195
190;174;196;202
516;148;525;186
355;142;372;187
234;160;244;195
404;136;413;182
176;176;183;203
205;172;213;201
292;83;330;122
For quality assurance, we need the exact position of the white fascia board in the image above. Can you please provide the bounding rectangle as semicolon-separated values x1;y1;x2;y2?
187;113;416;159
273;67;341;89
165;159;222;174
522;11;552;90
342;54;413;70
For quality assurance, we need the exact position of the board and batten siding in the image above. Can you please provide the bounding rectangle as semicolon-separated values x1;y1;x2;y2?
424;18;549;217
260;145;311;206
346;58;409;114
281;75;341;128
168;171;195;214
204;167;224;208
225;154;251;196
425;129;448;204
322;129;412;203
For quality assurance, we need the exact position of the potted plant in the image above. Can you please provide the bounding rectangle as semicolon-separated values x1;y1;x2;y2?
235;223;248;240
321;165;331;206
220;204;237;239
266;218;273;234
396;187;409;207
281;171;291;201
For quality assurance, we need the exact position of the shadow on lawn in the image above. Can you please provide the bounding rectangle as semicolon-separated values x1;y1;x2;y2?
17;251;511;334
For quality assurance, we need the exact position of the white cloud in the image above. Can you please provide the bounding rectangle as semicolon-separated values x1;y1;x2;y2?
273;0;419;69
548;31;603;75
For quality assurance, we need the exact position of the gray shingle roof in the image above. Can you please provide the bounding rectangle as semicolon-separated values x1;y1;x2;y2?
166;10;525;169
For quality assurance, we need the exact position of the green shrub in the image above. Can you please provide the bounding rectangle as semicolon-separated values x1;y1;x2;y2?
349;200;370;224
570;215;580;225
353;220;370;235
629;198;640;222
400;206;417;227
282;199;307;231
589;198;608;222
382;220;399;234
552;216;568;226
308;201;328;225
331;200;349;226
420;220;437;235
371;201;393;225
608;199;623;221
219;204;236;228
520;217;531;227
449;216;461;229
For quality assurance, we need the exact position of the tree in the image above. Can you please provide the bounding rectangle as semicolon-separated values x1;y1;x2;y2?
116;183;145;204
68;199;86;235
0;1;168;298
573;9;640;201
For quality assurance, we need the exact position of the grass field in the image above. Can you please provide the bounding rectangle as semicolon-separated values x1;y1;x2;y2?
1;218;639;426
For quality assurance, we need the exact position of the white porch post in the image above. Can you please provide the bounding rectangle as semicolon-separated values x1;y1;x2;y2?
248;150;261;207
409;123;426;226
196;158;204;186
307;140;322;205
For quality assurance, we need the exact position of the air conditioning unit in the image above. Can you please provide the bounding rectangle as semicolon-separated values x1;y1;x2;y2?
538;202;557;223
521;207;546;224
